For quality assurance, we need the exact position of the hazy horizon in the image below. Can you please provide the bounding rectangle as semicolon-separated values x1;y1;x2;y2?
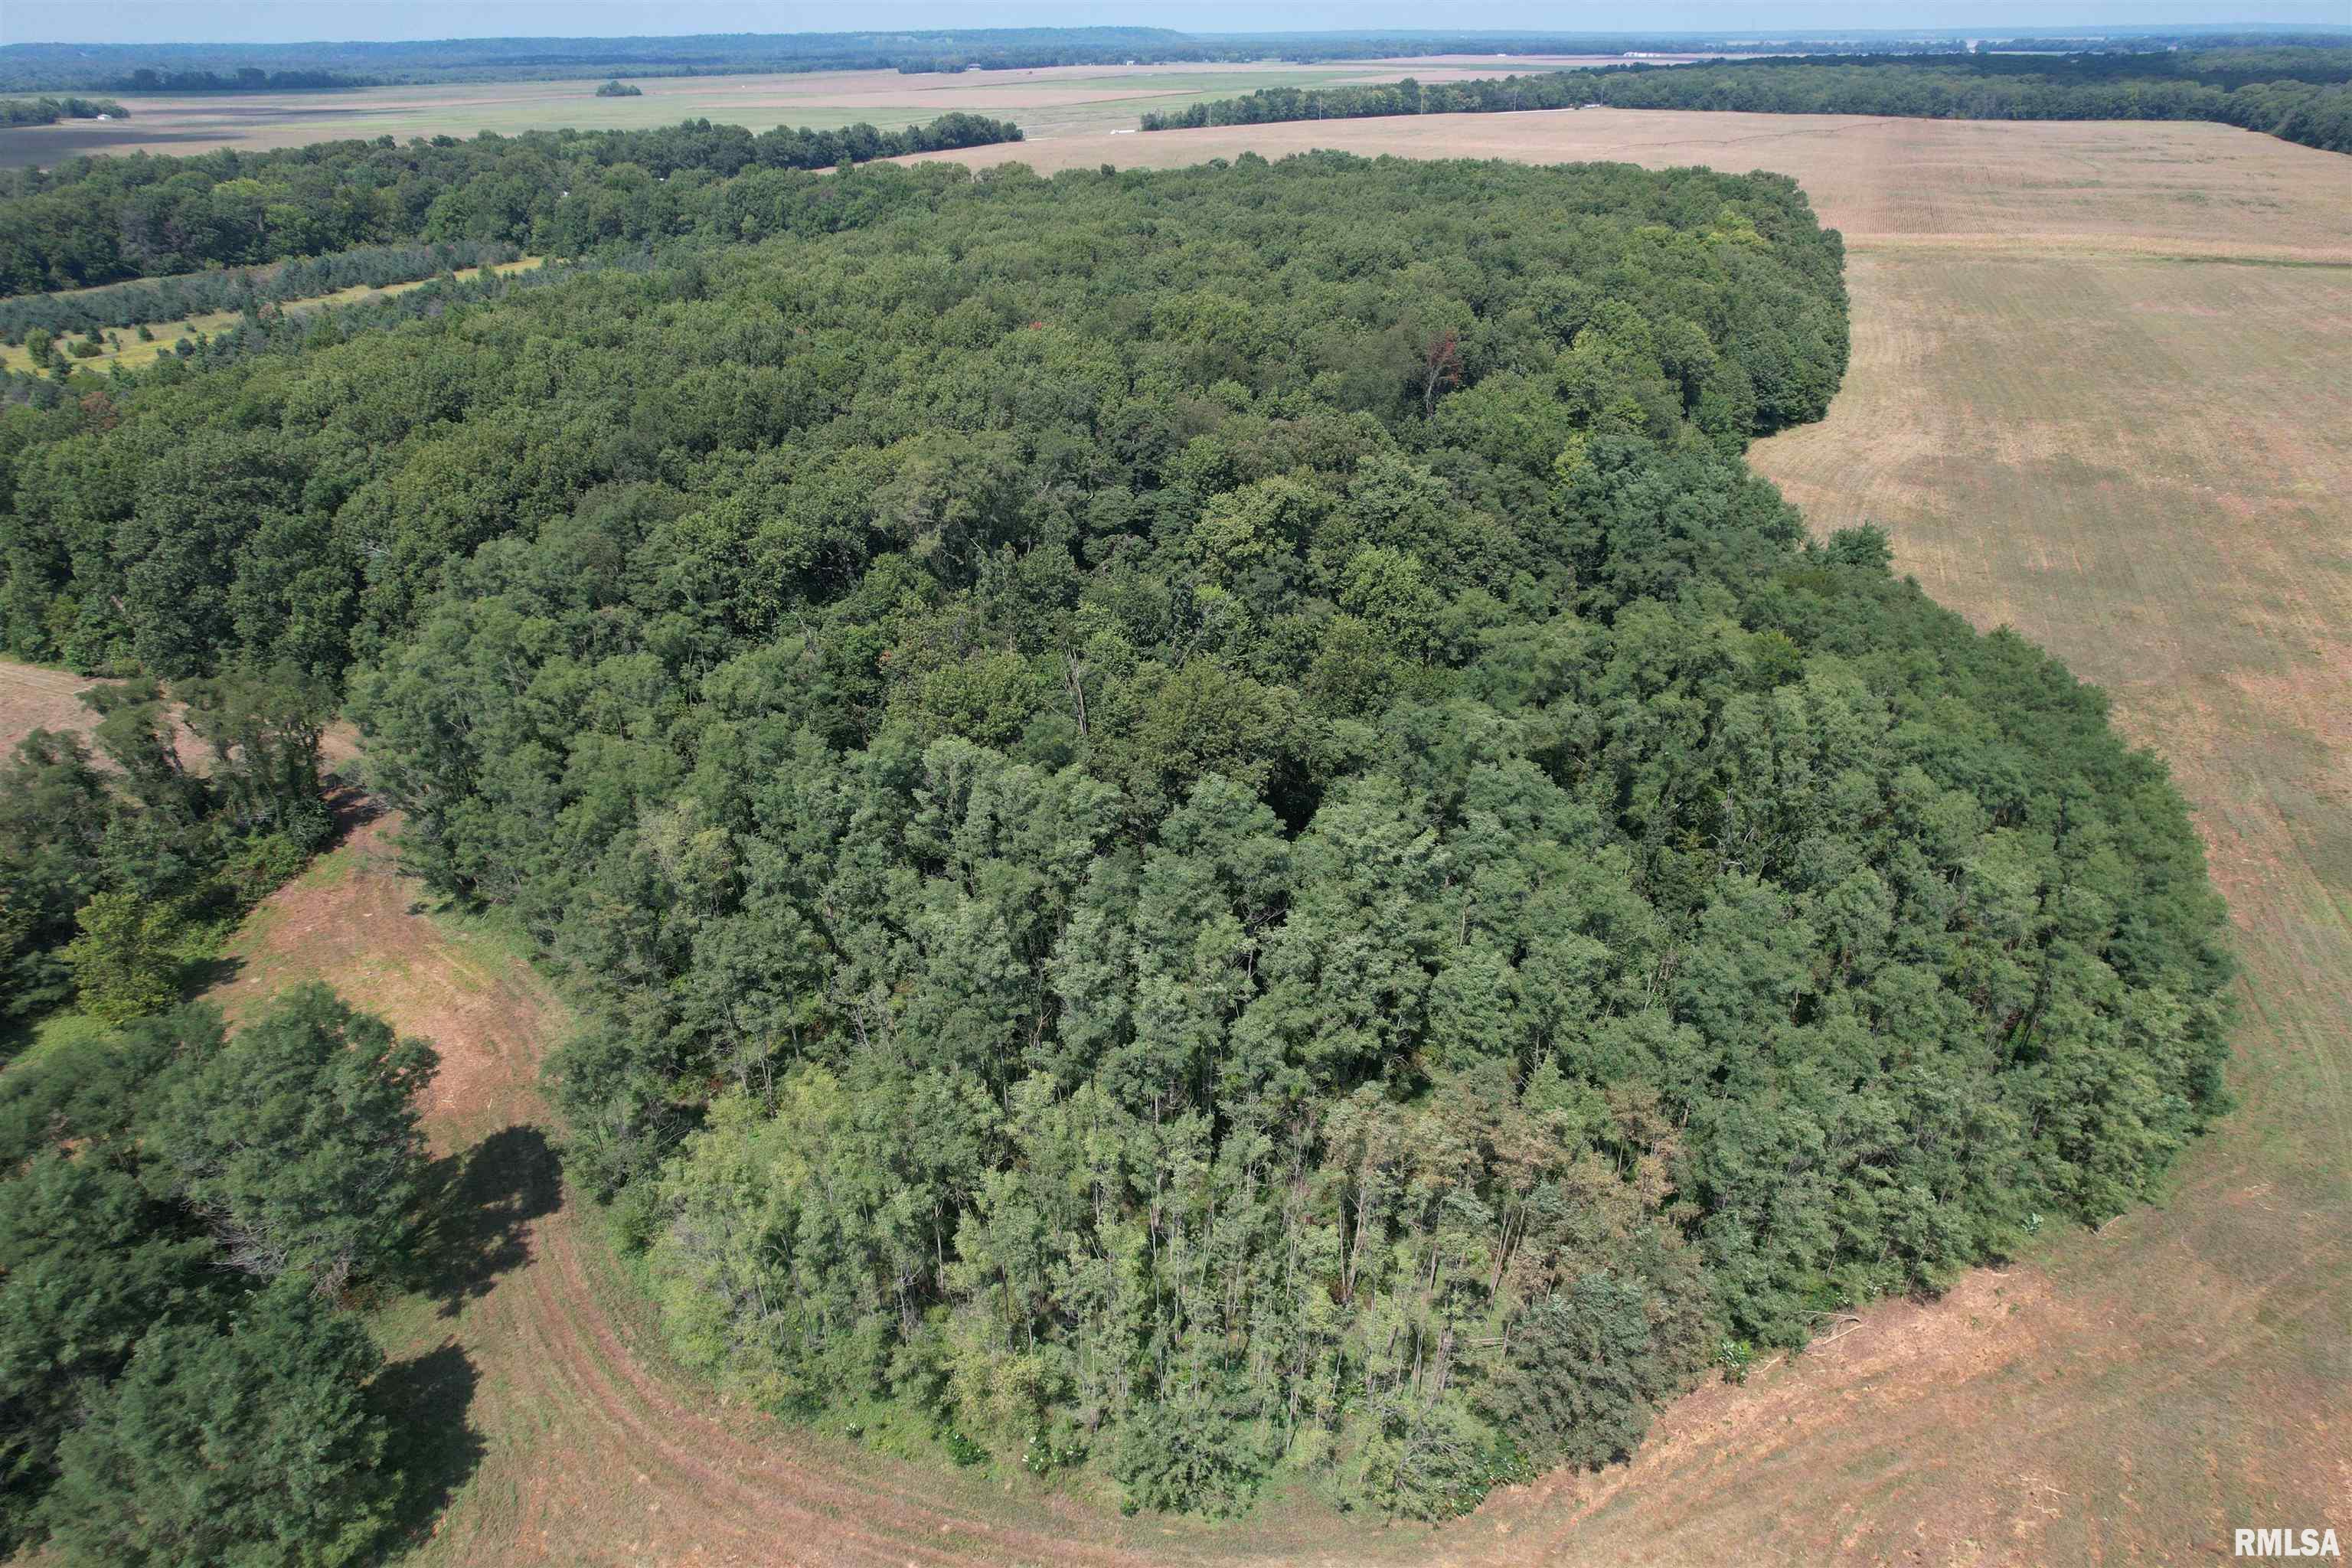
5;8;2345;50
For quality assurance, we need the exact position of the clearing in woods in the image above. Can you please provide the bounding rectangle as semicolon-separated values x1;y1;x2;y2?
0;256;544;374
7;109;2344;1565
0;658;98;750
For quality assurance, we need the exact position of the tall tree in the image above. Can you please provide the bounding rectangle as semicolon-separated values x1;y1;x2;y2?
147;989;437;1292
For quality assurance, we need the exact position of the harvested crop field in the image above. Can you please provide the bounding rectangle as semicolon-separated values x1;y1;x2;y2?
18;109;2344;1566
0;58;1695;167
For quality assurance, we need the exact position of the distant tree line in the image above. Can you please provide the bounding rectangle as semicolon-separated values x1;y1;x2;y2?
0;96;127;126
0;113;1022;292
106;67;381;93
595;80;644;96
13;28;2334;91
0;239;521;344
0;30;1766;91
0;153;2233;1521
1141;48;2352;154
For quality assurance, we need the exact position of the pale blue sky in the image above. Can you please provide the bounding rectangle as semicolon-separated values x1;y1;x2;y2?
6;2;2344;47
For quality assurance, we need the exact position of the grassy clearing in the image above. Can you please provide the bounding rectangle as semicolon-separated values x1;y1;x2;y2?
0;656;96;756
0;256;542;374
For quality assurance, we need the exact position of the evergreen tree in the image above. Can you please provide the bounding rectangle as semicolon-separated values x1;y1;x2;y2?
42;1278;397;1568
148;989;437;1292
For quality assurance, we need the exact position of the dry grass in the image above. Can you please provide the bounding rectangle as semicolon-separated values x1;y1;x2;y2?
8;107;2344;1567
0;658;98;757
0;256;543;374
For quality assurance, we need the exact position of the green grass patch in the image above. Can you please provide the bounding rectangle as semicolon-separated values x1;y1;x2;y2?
0;1008;115;1075
0;257;542;374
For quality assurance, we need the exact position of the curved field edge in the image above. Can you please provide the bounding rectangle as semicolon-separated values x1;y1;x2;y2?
3;110;2341;1567
467;116;2347;1562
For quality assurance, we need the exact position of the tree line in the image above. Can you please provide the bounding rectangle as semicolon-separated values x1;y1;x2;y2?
0;112;1022;292
10;28;2329;92
0;96;128;127
0;152;2232;1518
1140;48;2352;155
1;673;335;1024
0;28;1980;93
105;67;380;93
0;666;450;1564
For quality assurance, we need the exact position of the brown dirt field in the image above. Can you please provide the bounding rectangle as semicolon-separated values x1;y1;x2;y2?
38;109;2346;1566
0;659;97;758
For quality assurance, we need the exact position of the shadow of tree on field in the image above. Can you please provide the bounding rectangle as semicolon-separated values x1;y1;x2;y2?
409;1123;563;1320
178;949;245;997
374;1340;485;1546
318;779;386;846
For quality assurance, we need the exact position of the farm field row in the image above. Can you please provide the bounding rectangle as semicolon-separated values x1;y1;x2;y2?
0;256;543;373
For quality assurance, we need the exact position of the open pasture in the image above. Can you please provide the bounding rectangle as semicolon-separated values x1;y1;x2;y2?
0;57;1675;167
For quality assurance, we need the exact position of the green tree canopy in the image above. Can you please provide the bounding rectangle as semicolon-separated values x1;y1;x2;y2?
41;1277;397;1568
149;988;438;1292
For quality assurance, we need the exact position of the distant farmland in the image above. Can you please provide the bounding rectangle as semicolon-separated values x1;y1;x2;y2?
0;58;1682;166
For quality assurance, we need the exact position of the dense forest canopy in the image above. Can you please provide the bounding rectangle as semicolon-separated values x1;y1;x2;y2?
0;113;1021;292
1142;47;2352;154
103;68;380;93
0;152;2233;1518
0;988;437;1560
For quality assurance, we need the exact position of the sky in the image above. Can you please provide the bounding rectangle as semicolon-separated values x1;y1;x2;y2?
5;1;2345;47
